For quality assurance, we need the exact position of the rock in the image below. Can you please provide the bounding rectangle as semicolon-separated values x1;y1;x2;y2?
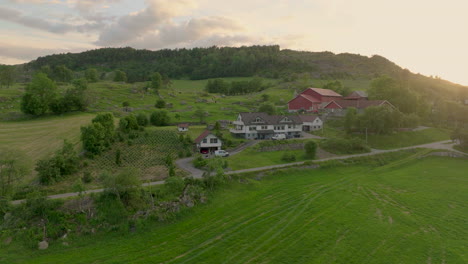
38;240;48;250
61;233;67;240
62;242;69;246
3;237;12;245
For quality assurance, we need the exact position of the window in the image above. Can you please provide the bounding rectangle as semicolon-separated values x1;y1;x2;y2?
254;117;263;123
202;139;207;143
249;126;256;131
261;125;267;130
210;138;218;144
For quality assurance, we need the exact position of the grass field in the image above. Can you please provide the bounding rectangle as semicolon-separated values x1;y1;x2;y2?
363;128;451;149
0;113;95;167
2;155;466;263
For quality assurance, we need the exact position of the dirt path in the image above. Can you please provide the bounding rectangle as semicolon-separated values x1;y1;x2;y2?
10;140;466;205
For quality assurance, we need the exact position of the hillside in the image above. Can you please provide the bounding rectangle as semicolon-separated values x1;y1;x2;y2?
18;46;466;102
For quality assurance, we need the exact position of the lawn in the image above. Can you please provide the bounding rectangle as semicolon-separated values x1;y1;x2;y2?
226;147;308;170
0;113;95;169
362;128;451;149
2;156;466;263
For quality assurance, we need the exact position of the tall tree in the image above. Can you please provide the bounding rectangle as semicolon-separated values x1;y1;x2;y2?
21;73;57;115
53;65;73;82
150;72;162;90
344;107;357;134
85;68;98;82
114;70;127;82
0;65;16;88
0;149;30;199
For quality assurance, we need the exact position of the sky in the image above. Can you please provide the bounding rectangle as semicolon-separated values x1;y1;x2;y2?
1;0;467;85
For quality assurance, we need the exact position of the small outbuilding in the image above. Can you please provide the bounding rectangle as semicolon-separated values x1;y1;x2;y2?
177;123;189;132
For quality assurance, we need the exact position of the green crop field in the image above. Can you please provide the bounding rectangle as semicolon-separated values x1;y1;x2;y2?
2;155;466;263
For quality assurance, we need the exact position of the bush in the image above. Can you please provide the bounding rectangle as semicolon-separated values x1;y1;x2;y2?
281;152;296;162
136;113;149;126
320;138;370;154
155;99;166;108
304;141;317;159
150;110;171;126
36;140;79;185
164;176;185;194
192;155;207;168
119;115;139;132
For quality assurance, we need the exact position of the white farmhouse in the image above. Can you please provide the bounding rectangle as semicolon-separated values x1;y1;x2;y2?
194;130;223;154
299;115;323;131
230;112;303;140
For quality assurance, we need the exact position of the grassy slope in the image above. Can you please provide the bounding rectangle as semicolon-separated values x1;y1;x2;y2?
3;156;467;263
0;113;95;166
363;128;451;149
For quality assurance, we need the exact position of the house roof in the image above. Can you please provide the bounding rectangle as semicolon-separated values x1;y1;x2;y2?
238;112;303;125
178;123;189;128
194;130;212;143
304;88;342;97
345;90;368;99
298;115;320;122
324;100;393;109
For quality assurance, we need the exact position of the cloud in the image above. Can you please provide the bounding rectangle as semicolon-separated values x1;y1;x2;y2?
9;0;62;3
95;0;197;46
0;42;85;62
0;6;104;34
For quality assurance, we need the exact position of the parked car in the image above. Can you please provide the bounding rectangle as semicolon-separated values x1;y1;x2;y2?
200;149;209;154
271;134;286;140
214;150;229;157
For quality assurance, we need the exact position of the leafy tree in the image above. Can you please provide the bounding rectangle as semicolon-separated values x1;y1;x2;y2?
81;113;115;155
115;149;122;166
322;80;351;96
304;141;317;158
0;149;30;199
101;168;142;207
53;65;73;82
21;73;57;116
136;113;148;126
150;72;162;90
150;110;171;126
155;99;166;108
0;65;16;88
36;140;79;185
194;107;206;123
50;78;89;114
358;106;396;134
114;70;127;82
85;68;98;82
258;103;276;115
119;115;139;132
344;107;357;134
368;75;419;114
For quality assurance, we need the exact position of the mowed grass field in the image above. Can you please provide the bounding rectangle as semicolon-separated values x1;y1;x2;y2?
0;113;95;167
3;156;466;263
363;128;451;149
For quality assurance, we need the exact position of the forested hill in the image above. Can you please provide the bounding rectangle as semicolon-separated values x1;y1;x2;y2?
23;45;466;100
26;45;404;82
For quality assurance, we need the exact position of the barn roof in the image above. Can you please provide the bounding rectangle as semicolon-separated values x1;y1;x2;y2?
306;88;342;97
178;123;189;128
324;100;394;109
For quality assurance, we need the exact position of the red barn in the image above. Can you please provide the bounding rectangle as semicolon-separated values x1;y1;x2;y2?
288;88;343;112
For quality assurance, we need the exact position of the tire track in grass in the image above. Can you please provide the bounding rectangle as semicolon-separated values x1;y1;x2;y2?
230;176;356;264
161;187;316;263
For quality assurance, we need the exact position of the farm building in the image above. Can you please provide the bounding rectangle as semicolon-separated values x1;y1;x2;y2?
299;115;323;131
194;130;222;154
177;123;189;132
288;88;343;112
344;91;368;100
230;112;303;140
323;100;395;116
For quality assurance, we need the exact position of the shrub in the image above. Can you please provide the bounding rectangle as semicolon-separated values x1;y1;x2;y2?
136;113;149;126
36;140;79;185
320;138;370;154
281;152;296;162
150;110;171;126
119;115;139;132
192;155;207;168
82;171;93;183
165;176;185;194
155;99;166;108
304;141;317;159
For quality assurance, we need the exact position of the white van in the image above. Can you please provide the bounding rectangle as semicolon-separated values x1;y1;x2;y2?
214;150;230;157
271;134;286;140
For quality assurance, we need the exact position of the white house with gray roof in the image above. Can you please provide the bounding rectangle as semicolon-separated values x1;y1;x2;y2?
230;112;303;140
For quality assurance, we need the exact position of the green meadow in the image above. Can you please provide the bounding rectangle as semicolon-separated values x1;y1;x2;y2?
2;156;466;263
